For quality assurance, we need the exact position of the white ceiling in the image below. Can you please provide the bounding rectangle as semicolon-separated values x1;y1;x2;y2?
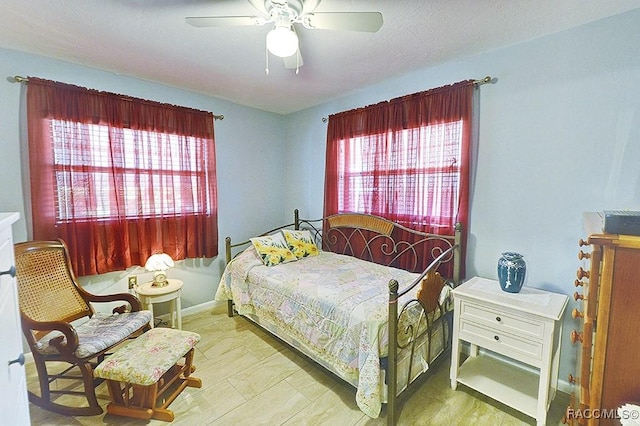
1;1;638;115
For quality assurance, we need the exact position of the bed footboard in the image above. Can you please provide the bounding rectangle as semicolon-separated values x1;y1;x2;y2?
387;246;457;426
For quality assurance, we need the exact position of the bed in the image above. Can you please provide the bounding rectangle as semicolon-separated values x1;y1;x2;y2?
215;210;463;425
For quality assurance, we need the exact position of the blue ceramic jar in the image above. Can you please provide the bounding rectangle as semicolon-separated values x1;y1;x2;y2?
497;252;526;293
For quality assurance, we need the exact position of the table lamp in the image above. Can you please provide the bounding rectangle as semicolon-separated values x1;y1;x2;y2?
144;253;175;287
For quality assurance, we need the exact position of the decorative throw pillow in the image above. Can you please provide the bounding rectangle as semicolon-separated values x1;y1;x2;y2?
250;233;298;267
282;229;319;259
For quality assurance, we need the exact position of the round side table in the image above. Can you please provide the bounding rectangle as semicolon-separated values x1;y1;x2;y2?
135;278;183;329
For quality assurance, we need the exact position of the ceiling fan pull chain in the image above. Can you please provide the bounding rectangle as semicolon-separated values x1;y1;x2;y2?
265;43;270;75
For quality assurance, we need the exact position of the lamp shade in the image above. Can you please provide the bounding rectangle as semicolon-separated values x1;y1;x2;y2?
266;25;298;58
144;253;175;272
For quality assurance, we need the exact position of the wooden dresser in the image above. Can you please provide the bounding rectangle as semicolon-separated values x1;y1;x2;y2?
565;212;640;424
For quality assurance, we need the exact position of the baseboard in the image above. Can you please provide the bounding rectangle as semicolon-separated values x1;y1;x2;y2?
156;299;219;320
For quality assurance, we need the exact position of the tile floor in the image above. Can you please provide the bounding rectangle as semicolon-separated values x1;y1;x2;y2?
26;303;570;425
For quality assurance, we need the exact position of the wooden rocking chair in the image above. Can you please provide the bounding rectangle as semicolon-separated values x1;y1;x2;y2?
14;239;152;416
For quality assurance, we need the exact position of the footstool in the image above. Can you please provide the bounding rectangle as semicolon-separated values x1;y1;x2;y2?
94;327;202;422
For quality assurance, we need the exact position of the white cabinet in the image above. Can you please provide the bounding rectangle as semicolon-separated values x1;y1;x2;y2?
0;212;30;424
450;276;568;426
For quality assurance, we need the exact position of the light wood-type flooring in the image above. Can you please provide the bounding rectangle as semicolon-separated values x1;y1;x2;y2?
26;303;570;425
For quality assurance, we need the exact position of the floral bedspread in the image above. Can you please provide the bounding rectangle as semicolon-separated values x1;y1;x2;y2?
215;247;439;418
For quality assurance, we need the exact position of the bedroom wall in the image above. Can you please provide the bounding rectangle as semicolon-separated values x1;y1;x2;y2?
284;9;640;389
0;47;289;314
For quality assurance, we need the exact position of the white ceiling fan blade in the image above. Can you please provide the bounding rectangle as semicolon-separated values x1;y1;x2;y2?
185;16;266;27
304;12;383;32
283;49;303;69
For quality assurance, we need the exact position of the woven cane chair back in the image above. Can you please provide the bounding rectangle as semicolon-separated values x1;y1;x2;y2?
14;240;92;327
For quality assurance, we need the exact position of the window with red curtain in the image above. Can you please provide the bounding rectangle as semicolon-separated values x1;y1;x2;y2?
26;78;218;276
324;80;474;275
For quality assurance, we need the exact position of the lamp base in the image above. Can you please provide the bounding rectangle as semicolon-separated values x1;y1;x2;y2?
151;271;168;287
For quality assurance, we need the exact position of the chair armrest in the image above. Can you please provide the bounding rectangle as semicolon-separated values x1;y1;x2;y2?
22;318;79;357
83;292;143;312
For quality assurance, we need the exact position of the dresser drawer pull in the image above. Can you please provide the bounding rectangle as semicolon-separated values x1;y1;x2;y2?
574;292;585;301
8;353;25;367
576;267;589;280
578;250;591;260
572;308;584;319
0;265;16;278
574;279;584;287
568;373;577;384
570;329;583;344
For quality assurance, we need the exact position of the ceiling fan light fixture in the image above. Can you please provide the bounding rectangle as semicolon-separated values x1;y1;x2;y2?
266;25;298;58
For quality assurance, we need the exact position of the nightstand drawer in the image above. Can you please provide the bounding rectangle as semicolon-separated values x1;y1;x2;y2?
459;319;543;363
460;301;544;340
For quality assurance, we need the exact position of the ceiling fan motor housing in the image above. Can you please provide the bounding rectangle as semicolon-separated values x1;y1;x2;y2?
266;0;303;22
266;0;304;16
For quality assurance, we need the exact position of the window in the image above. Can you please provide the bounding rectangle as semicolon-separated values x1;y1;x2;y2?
337;120;463;229
51;120;214;222
26;77;218;276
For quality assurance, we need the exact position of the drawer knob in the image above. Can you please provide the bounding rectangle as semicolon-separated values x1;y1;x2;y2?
576;267;589;280
495;316;502;322
574;279;584;287
578;250;591;260
568;373;577;384
0;265;16;278
493;335;500;341
574;292;585;301
579;238;589;247
8;353;25;367
570;329;583;344
572;308;584;319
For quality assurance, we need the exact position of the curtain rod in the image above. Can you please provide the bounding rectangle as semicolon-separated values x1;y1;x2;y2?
10;75;225;121
321;75;493;123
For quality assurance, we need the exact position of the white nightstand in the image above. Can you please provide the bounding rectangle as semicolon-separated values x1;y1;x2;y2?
450;276;568;426
135;278;183;329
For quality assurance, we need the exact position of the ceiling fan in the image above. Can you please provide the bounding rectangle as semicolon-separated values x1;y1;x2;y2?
185;0;383;73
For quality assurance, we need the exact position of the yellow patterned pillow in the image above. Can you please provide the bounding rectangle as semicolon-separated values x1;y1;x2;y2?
250;233;298;267
282;229;319;259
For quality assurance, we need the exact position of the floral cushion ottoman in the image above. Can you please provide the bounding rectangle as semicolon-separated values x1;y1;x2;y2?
94;327;201;421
